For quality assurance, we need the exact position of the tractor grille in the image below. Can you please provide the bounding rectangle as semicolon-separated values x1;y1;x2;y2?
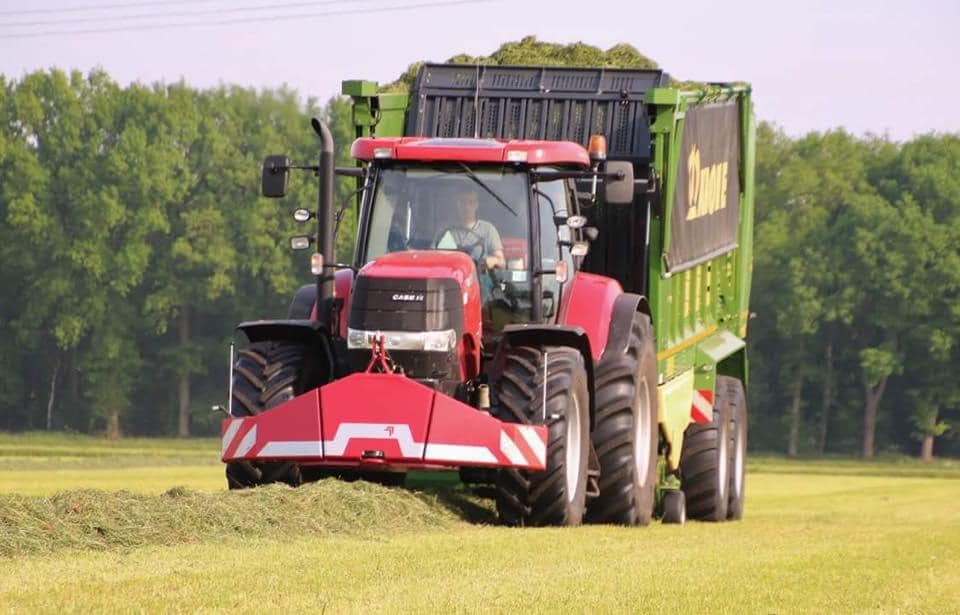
348;276;464;380
349;276;463;332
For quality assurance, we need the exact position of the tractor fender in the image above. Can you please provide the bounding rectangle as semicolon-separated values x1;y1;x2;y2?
286;269;354;338
557;272;623;361
288;285;317;319
237;319;336;383
499;324;596;428
237;319;330;344
599;292;653;362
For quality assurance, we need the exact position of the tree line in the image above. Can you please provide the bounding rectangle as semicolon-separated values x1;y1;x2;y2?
751;125;959;459
0;45;956;458
0;69;356;438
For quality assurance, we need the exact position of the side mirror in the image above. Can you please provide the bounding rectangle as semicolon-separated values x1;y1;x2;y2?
262;155;291;198
602;160;634;206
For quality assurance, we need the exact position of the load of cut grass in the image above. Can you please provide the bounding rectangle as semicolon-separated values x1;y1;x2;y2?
0;480;463;557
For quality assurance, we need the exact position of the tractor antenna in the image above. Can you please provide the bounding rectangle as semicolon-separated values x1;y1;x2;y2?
473;61;481;139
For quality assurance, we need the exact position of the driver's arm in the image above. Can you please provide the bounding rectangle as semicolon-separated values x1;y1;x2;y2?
485;249;506;270
484;222;506;270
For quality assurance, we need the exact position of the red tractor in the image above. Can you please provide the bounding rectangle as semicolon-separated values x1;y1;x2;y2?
223;118;662;527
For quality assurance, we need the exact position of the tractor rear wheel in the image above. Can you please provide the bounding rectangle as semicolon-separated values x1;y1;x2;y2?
586;313;659;525
225;341;320;489
494;346;590;526
679;377;732;521
724;376;748;520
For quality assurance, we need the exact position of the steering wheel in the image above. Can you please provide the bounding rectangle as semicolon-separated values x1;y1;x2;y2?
436;227;486;261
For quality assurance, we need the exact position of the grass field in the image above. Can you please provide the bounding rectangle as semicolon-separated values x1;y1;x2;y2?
0;433;958;613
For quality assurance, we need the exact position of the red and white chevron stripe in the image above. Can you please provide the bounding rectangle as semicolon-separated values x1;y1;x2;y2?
499;424;547;469
221;418;259;459
221;417;548;470
691;389;714;424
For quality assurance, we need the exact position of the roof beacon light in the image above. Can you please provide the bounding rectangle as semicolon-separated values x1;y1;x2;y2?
506;150;528;163
588;135;607;162
373;147;393;159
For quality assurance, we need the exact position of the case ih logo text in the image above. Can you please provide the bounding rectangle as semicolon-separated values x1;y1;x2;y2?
686;145;729;221
391;293;424;302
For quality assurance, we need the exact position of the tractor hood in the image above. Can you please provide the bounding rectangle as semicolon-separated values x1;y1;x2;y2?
359;249;479;286
356;250;482;340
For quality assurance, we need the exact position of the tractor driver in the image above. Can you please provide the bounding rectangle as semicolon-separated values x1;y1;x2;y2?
437;188;506;270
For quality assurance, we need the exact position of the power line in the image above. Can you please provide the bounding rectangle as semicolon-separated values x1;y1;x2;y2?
0;0;495;39
0;0;382;28
0;0;229;18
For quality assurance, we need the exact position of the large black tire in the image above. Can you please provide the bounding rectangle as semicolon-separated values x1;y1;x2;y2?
494;346;590;526
724;376;748;520
661;489;686;525
586;313;659;525
679;378;731;521
225;341;319;489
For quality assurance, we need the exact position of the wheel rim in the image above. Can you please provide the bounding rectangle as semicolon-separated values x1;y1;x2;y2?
733;415;746;496
633;378;652;486
565;393;583;502
718;413;729;500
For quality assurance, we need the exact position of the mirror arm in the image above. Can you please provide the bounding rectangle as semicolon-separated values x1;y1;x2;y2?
273;165;363;178
335;166;364;178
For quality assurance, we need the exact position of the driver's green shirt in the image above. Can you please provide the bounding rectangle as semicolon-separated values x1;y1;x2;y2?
444;220;503;258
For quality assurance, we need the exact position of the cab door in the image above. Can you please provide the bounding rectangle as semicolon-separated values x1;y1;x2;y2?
535;179;576;324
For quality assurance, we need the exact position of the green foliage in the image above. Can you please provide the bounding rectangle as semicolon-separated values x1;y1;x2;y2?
750;124;960;458
0;70;320;435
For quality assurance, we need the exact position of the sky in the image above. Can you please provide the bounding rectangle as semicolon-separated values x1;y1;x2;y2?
1;0;957;141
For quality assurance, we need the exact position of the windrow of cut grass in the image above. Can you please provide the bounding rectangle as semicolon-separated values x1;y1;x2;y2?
0;480;467;558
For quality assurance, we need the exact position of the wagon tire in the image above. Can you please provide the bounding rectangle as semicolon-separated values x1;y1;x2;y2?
679;375;732;521
725;376;748;520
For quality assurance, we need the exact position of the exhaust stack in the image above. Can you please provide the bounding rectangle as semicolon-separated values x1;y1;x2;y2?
311;118;336;332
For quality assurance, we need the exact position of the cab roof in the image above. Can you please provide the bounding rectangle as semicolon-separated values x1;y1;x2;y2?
351;137;591;167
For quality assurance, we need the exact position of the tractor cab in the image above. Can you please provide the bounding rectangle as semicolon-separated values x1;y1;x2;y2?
342;136;629;391
351;137;590;345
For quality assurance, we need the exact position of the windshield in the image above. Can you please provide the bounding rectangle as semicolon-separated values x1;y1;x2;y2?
362;164;533;337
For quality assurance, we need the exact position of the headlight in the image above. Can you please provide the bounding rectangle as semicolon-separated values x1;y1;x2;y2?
422;329;458;352
347;328;368;349
347;328;458;352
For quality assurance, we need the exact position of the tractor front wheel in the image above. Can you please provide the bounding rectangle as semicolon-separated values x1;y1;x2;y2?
494;345;590;526
225;341;320;489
